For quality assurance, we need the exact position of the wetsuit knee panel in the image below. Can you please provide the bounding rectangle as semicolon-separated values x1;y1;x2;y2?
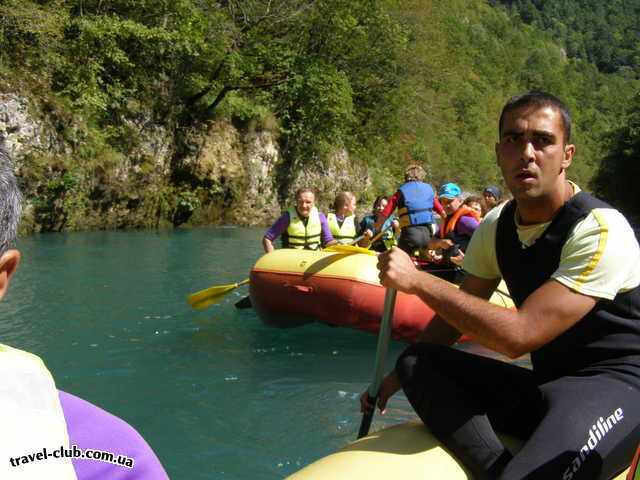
396;343;443;383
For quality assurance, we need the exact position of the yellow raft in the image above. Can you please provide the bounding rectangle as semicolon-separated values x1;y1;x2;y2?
250;249;514;342
286;421;630;480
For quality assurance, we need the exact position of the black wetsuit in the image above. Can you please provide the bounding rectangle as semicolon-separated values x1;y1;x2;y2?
396;193;640;479
398;225;431;255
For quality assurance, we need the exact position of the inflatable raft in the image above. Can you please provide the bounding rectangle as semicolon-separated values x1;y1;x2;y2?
286;421;630;480
250;249;513;343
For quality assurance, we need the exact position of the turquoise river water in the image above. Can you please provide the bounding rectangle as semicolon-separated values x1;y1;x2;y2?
1;226;520;479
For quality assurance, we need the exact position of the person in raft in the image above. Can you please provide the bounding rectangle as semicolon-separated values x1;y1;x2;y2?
422;182;482;284
483;184;503;212
263;187;337;252
436;182;481;253
326;191;367;245
373;165;446;255
0;147;168;479
360;195;401;252
464;194;484;218
361;92;640;479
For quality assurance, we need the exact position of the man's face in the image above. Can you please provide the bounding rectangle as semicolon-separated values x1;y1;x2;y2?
483;192;497;207
440;196;463;216
495;105;574;202
296;191;315;218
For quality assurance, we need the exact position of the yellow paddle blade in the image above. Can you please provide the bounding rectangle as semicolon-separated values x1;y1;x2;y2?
188;279;249;310
323;244;377;256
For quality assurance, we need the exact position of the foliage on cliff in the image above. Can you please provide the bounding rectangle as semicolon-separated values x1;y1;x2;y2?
0;0;638;230
592;92;640;222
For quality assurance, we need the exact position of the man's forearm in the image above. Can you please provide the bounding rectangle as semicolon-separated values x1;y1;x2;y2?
417;314;462;345
409;272;522;356
376;248;544;356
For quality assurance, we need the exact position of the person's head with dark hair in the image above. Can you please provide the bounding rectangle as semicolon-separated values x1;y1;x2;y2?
372;195;388;215
499;92;572;144
496;92;575;208
0;148;22;299
483;186;501;209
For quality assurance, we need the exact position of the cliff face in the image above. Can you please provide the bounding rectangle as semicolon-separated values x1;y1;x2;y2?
0;93;48;157
0;92;372;233
179;118;281;226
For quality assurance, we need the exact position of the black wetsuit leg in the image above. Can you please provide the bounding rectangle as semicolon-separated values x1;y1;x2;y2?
398;225;431;255
502;373;640;480
395;343;640;480
396;343;541;479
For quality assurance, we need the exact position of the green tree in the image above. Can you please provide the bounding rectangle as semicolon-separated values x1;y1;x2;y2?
591;92;640;221
0;0;67;75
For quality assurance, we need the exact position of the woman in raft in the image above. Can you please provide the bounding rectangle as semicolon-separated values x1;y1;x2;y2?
326;191;368;246
360;195;400;252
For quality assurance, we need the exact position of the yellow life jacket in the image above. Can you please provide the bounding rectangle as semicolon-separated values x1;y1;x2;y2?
327;213;357;243
286;206;322;250
0;344;77;479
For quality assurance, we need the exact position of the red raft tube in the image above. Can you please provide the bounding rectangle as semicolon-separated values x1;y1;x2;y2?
250;249;513;343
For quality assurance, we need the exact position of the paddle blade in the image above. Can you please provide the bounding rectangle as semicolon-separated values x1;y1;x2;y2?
358;394;377;439
188;279;249;310
234;295;252;309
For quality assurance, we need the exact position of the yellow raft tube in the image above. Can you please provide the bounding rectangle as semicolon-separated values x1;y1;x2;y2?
250;249;513;342
286;421;630;479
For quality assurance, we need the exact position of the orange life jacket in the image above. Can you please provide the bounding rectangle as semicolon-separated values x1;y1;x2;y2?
440;205;482;238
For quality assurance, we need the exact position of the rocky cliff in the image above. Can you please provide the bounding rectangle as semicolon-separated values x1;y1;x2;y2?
0;92;373;233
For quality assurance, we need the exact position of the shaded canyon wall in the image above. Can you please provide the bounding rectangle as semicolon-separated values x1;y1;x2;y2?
0;92;372;233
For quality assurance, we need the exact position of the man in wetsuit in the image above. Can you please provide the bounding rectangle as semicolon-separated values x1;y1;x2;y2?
361;92;640;479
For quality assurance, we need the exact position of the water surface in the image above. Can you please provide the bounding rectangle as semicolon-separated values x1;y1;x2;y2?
2;227;520;478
